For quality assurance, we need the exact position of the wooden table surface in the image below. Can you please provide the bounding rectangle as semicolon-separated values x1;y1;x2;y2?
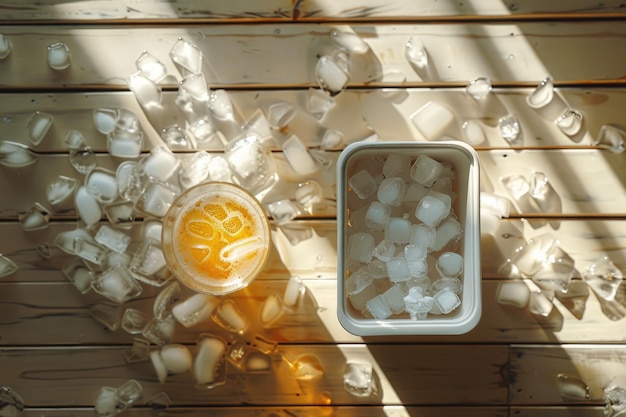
2;1;626;416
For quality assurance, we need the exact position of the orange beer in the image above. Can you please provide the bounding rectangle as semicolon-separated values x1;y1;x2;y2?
162;182;270;295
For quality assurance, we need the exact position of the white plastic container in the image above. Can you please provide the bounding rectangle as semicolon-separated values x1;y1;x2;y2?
337;141;481;336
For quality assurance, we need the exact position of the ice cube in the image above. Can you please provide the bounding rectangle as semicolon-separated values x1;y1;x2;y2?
121;308;149;334
212;299;248;334
495;281;530;308
54;227;95;255
266;200;300;225
124;337;151;364
383;153;411;181
529;288;554;317
315;54;350;96
141;145;181;182
431;276;462;295
436;252;463;278
381;284;407;314
282;135;319;176
115;161;144;202
330;30;370;54
159;344;193;374
410;155;443;187
104;201;135;229
404;244;427;262
415;195;448;227
90;301;121;331
0;140;38;168
93;108;117;134
92;265;143;304
46;175;78;211
321;129;344;150
259;293;285;328
134;178;179;219
531;245;575;293
142;315;176;345
433;287;461;314
526;77;554;109
405;37;429;72
0;34;13;59
95;225;131;254
511;234;559;277
465;77;492;100
583;256;623;301
480;192;510;218
367;259;388;279
432;217;463;252
348;233;375;263
346;266;373;295
135;51;167;83
556;109;583;137
461;119;487;145
129;238;169;286
410;101;454;141
62;258;94;293
75;185;102;227
387;257;411;283
172;293;219;328
373;239;396;262
306;87;336;120
365;294;392;319
18;202;50;231
115;108;141;134
94;386;120;417
267;101;296;129
364;201;391;230
170;38;203;76
498;115;522;145
407;258;428;278
146;392;172;415
86;168;118;204
278;223;314;245
161;124;192;150
129;72;162;108
224;133;277;195
403;182;429;213
348;169;377;200
557;374;590;400
180;72;209;102
343;361;379;398
604;385;626;416
107;130;143;159
384;216;411;244
47;42;71;70
193;335;227;387
295;180;323;208
179;151;212;189
283;275;304;308
377;177;406;207
27;111;53;146
116;379;142;407
404;287;434;320
0;254;18;278
595;124;626;153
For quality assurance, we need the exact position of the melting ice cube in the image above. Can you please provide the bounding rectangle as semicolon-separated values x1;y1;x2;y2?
27;111;53;146
0;254;18;278
315;54;350;97
0;34;13;59
18;202;51;231
47;42;71;70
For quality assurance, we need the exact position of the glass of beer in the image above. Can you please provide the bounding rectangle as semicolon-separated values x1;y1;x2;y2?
162;182;270;295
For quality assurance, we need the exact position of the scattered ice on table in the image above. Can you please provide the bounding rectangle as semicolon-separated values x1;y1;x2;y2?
18;202;50;231
0;140;38;167
123;337;151;364
74;185;102;227
266;199;300;224
405;37;429;73
103;251;132;271
26;111;53;146
93;108;118;135
495;282;530;310
557;374;591;400
104;201;135;229
465;77;492;100
86;168;118;203
54;227;95;255
282;135;319;176
0;386;24;417
526;77;554;109
528;287;554;317
529;171;561;214
116;379;143;407
384;216;411;244
179;150;212;189
462;120;487;145
291;353;324;381
410;101;454;141
377;177;406;207
498;115;522;145
129;238;169;286
170;37;203;76
0;34;12;59
134;178;179;218
501;173;531;202
295;180;323;208
595;124;626;153
193;334;227;388
510;233;559;277
142;315;176;345
433;287;461;314
115;161;144;202
321;129;344;150
283;275;304;309
141;145;181;182
146;392;172;415
556;109;583;137
161;124;192;150
347;233;374;263
94;386;120;417
92;265;143;304
107;130;144;159
226;340;272;372
66;129;96;173
90;301;121;331
365;201;391;230
604;385;626;417
204;154;232;183
436;252;463;278
343;361;379;398
62;258;94;293
37;242;52;259
208;89;238;122
365;294;392;319
212;299;248;334
135;51;167;83
373;240;396;262
159;344;193;375
153;281;181;320
172;293;219;328
224;132;277;196
188;117;220;145
180;72;210;102
480;192;510;218
415;195;449;227
260;293;285;328
278;223;314;245
387;257;411;283
410;154;443;187
348;169;377;199
46;175;78;211
47;42;71;70
583;256;623;301
315;53;350;97
121;308;149;334
0;254;17;279
330;29;370;54
94;225;130;254
306;88;335;120
129;72;162;108
267;101;296;130
115;108;141;134
150;349;169;383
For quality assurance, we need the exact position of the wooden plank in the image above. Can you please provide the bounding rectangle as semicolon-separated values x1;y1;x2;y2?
2;0;626;21
511;406;605;417
3;88;625;152
1;23;626;88
0;344;508;406
510;344;626;405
